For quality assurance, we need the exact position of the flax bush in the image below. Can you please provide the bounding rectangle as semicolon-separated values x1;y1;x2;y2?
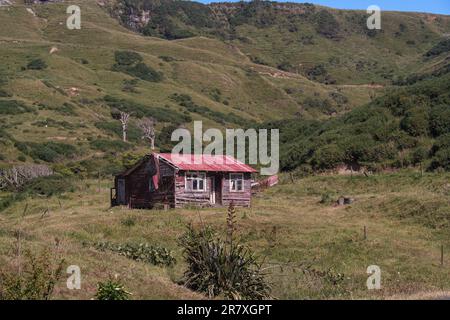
179;204;271;300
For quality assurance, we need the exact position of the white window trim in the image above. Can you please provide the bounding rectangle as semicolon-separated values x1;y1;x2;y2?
185;172;206;192
229;173;244;192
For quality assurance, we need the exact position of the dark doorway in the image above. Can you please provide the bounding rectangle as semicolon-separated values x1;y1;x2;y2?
214;174;222;205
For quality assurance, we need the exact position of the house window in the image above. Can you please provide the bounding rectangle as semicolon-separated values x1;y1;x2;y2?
185;172;206;191
230;173;244;192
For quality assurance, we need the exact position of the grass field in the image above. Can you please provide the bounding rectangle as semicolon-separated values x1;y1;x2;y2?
1;170;450;299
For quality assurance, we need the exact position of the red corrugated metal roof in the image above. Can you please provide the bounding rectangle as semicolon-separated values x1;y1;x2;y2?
157;153;257;173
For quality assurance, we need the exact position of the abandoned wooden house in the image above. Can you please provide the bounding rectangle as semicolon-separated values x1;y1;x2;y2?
111;153;257;209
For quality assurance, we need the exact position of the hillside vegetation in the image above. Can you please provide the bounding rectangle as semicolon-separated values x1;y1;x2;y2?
110;0;450;84
0;0;389;173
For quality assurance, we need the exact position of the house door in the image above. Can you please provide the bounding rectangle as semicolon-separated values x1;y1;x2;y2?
117;179;126;204
210;177;216;205
214;175;222;205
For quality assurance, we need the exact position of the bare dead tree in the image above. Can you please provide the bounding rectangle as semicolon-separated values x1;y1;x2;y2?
0;165;53;190
139;117;156;150
119;111;131;142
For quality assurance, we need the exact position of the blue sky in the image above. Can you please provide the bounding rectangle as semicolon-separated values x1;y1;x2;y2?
198;1;450;15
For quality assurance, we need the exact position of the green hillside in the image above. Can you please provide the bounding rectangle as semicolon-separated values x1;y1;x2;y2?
0;0;448;175
109;0;450;84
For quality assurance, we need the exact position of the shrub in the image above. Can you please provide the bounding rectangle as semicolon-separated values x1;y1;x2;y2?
114;51;143;66
179;203;271;300
121;216;136;227
311;145;344;170
26;58;47;70
112;51;162;82
104;95;190;124
0;248;64;300
0;89;12;97
57;103;77;116
95;278;131;300
21;175;74;197
95;121;141;142
429;105;450;137
179;224;271;299
313;10;340;39
320;192;335;205
126;63;163;82
0;100;33;115
25;142;78;162
424;39;450;58
89;139;131;152
169;93;250;126
94;241;176;267
400;107;429;137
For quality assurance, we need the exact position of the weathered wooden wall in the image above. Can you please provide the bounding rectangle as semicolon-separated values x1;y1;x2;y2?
120;156;176;209
221;172;252;207
174;171;252;208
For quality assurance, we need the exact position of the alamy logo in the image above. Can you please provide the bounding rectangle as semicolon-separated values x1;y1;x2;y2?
171;121;279;175
366;265;381;290
367;5;381;30
66;265;81;290
66;5;81;30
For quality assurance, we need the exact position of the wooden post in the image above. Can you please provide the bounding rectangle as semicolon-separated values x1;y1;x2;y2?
363;226;367;240
441;245;444;266
290;172;295;184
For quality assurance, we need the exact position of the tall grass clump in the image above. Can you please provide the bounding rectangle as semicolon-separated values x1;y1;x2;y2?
0;248;65;300
179;202;271;300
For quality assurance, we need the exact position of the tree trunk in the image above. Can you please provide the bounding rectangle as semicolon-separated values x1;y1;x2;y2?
122;125;127;142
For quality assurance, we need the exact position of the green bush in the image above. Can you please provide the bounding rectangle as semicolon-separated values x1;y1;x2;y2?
95;279;131;300
311;145;344;170
313;10;340;39
429;105;450;137
112;51;162;82
121;216;137;227
15;141;78;162
95;121;141;142
104;95;190;124
0;89;12;97
125;62;163;82
114;51;143;66
0;100;33;115
57;103;77;116
0;248;64;300
169;93;250;126
90;139;131;152
424;39;450;58
21;175;74;197
400;107;429;137
94;241;176;267
179;223;271;299
26;58;47;70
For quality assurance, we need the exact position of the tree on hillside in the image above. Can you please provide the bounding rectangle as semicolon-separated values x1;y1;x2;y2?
139;117;156;150
119;111;131;142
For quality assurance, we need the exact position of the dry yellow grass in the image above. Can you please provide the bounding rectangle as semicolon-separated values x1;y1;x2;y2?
1;171;450;299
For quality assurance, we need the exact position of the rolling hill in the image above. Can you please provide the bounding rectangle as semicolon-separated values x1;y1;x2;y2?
0;0;448;176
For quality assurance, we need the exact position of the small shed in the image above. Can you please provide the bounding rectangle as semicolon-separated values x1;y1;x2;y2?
111;153;257;209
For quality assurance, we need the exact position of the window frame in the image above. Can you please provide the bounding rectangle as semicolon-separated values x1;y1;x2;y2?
229;173;244;192
185;172;206;192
